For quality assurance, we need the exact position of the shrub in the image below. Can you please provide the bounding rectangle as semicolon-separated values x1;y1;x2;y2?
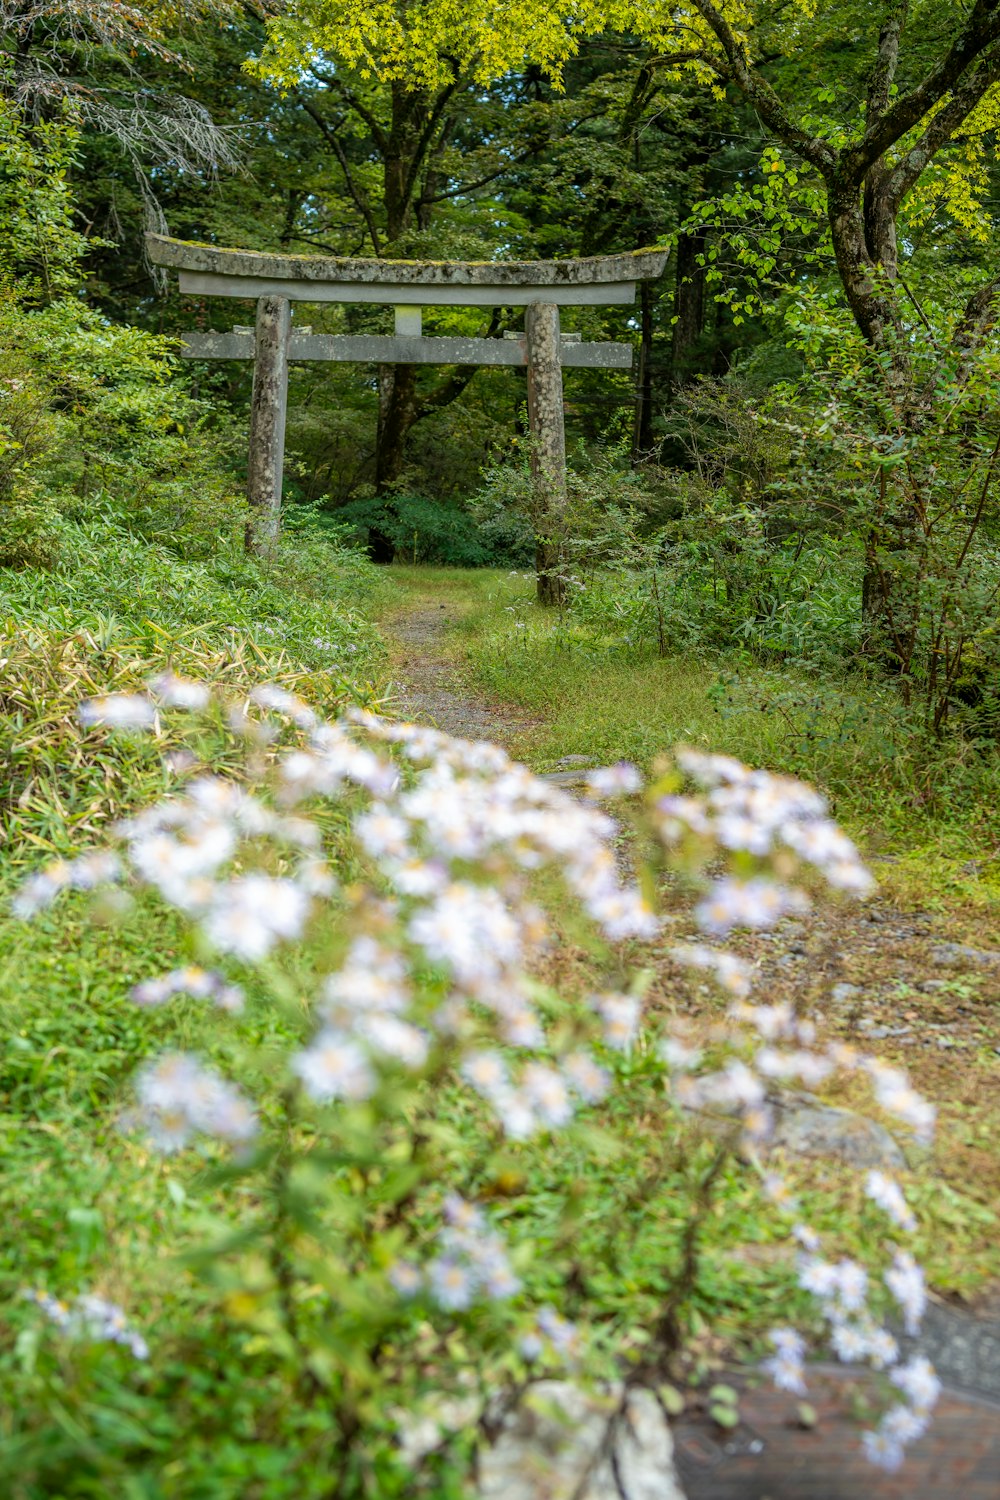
5;683;942;1495
335;492;524;567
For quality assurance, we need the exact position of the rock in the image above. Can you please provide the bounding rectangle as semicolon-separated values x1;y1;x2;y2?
477;1382;686;1500
931;943;1000;967
830;982;861;1005
541;770;591;786
768;1092;905;1170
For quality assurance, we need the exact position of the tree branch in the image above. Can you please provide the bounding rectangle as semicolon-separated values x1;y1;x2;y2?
308;67;390;156
883;47;1000;211
401;78;459;215
866;2;909;120
851;0;1000;175
297;94;383;255
687;0;837;173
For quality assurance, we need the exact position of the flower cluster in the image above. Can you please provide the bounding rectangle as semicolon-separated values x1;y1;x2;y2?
660;748;873;899
519;1305;582;1364
777;1232;934;1469
131;966;244;1013
12;852;122;919
126;1052;258;1154
390;1197;520;1311
12;681;941;1473
24;1289;149;1360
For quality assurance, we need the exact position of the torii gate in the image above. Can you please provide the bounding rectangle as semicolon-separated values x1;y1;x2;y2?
146;234;668;600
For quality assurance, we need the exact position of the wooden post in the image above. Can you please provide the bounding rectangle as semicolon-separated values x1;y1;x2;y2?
525;301;567;606
246;293;291;552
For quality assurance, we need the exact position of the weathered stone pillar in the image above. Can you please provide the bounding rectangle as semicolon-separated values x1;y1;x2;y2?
525;301;567;606
246;293;291;552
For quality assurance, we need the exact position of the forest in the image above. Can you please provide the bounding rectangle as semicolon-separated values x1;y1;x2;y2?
1;2;999;1496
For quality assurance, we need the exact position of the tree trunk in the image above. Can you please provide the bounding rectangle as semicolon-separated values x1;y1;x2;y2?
632;279;656;462
669;227;707;387
371;361;419;561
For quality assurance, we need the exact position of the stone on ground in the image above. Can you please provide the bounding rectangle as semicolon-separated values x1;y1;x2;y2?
477;1381;686;1500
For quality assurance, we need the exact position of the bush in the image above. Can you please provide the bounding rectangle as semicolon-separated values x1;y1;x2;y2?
0;515;392;855
2;684;942;1495
335;492;531;567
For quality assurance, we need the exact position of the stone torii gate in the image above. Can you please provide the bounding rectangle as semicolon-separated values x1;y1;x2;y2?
146;234;668;601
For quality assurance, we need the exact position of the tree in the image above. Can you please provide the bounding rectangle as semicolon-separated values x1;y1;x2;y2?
0;1;255;195
661;1;1000;657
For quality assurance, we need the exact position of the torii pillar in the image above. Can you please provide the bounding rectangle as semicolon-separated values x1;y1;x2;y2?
146;234;668;602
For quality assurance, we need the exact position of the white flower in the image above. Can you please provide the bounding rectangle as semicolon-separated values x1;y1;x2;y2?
26;1291;149;1359
769;1327;805;1360
250;683;317;728
427;1258;475;1311
830;1321;870;1363
585;762;642;798
498;1088;540;1140
867;1327;900;1370
861;1430;904;1471
832;1259;868;1314
461;1051;509;1100
798;1257;839;1300
204;876;309;959
586;887;660;941
890;1356;940;1411
594;991;641;1051
148;674;211;710
763;1352;807;1394
522;1063;574;1127
293;1031;374;1103
79;695;155;730
501;1007;545;1048
660;1036;702;1071
132;1053;257;1153
389;1262;423;1297
673;944;753;998
865;1171;916;1232
695;877;809;936
762;1173;797;1211
409;883;522;987
359;1014;429;1069
881;1404;928;1445
563;1052;610;1104
355;805;412;860
885;1252;927;1336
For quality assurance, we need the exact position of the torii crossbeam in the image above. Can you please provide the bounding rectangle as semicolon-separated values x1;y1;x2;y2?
147;234;668;594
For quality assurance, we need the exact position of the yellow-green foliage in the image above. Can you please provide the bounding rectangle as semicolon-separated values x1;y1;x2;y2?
251;0;815;91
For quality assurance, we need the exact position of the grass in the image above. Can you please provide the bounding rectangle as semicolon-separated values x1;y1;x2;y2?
383;566;1000;902
1;547;998;1494
0;515;402;1493
377;564;1000;1294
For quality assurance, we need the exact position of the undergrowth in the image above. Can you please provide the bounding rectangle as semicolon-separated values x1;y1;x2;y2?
398;568;1000;898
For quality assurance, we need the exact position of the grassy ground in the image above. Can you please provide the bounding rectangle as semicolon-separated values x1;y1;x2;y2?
0;518;400;1494
378;564;1000;1300
2;548;997;1494
381;565;1000;904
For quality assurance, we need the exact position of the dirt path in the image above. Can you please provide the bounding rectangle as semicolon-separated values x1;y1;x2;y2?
385;601;537;748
